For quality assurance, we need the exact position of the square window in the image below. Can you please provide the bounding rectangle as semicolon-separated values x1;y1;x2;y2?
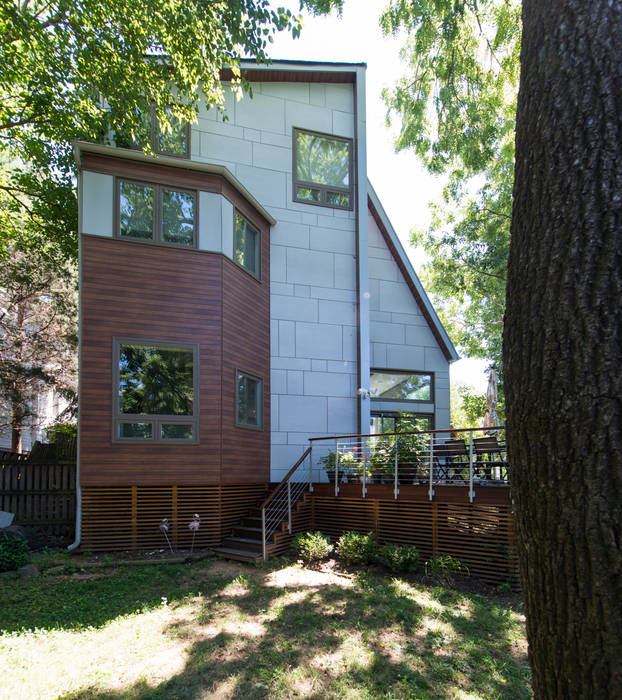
116;180;196;248
236;370;262;429
293;128;353;209
234;211;260;278
114;339;198;443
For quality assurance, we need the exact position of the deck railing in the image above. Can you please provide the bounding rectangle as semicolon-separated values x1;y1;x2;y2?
308;426;507;503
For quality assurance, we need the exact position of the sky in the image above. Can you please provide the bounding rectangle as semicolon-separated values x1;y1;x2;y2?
269;1;489;393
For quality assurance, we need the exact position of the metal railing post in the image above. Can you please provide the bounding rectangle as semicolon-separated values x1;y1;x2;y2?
469;430;475;502
428;433;434;501
262;508;267;560
394;435;399;499
362;440;367;498
287;480;292;534
335;439;339;497
309;443;313;492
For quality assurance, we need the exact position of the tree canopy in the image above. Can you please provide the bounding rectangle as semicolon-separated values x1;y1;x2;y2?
381;0;520;369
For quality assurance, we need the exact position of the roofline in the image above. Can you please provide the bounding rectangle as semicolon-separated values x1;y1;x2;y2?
239;58;367;68
72;141;277;226
367;181;460;363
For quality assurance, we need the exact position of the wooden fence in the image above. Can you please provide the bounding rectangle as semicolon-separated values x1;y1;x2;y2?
0;459;77;539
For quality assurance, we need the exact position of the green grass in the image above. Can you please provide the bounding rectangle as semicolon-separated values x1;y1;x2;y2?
0;557;531;699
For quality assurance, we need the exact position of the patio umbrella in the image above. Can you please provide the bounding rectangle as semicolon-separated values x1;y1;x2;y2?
483;368;499;432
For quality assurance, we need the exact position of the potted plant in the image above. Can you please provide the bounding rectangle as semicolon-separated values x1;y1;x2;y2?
319;450;356;483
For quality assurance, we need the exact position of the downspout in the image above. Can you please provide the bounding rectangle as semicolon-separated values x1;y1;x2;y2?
68;166;83;551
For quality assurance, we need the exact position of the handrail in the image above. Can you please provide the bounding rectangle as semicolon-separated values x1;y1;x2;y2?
308;425;506;442
260;447;311;510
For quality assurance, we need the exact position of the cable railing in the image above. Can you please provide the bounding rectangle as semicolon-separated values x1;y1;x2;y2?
260;447;312;560
308;426;507;503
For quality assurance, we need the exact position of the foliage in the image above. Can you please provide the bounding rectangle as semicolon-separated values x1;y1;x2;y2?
319;449;356;472
292;531;333;564
450;383;487;428
381;0;521;369
336;531;376;565
0;535;29;572
369;413;429;474
425;554;468;586
45;421;78;441
376;542;420;573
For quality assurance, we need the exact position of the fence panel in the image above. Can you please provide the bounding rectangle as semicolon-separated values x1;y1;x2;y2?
0;460;76;539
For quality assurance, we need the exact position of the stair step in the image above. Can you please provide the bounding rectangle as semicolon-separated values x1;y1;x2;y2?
222;536;263;553
243;517;262;528
233;526;262;538
212;546;262;563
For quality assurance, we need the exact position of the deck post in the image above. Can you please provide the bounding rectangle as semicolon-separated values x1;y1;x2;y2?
394;435;399;499
287;480;292;534
469;430;475;502
309;444;313;492
362;451;367;498
335;439;339;497
261;508;267;560
428;434;434;501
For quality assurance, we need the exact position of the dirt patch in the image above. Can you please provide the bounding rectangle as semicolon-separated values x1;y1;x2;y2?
264;563;354;589
205;560;250;577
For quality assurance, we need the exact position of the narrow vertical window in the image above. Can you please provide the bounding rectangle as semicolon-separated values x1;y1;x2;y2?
236;370;262;429
119;181;154;240
234;211;260;278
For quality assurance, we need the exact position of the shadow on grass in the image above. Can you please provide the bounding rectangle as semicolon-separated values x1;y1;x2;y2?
49;563;530;700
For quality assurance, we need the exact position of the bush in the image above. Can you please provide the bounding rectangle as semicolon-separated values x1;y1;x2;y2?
424;554;467;585
0;535;29;573
377;543;420;573
292;531;333;564
336;531;376;565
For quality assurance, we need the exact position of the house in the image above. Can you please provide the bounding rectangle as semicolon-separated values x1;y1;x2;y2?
74;59;483;559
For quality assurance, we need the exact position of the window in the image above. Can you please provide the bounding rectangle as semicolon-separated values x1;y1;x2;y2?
370;370;433;403
236;370;262;429
370;411;434;434
234;211;260;278
116;179;196;247
113;339;198;443
115;106;190;158
293;128;353;210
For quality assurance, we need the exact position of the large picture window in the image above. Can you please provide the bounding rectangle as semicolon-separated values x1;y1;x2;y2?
113;339;199;443
370;370;433;403
293;128;353;210
234;211;260;278
116;179;196;248
236;370;263;430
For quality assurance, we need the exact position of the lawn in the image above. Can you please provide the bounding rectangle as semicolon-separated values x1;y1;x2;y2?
0;555;531;699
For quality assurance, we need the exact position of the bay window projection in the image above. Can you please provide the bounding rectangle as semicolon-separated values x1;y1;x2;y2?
114;340;198;443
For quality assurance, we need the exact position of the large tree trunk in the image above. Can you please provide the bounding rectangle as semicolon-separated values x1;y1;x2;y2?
504;1;622;697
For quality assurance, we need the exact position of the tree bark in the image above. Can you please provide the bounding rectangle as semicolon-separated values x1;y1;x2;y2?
504;2;622;698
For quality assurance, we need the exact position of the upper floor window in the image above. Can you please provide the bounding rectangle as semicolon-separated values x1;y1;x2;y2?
113;339;199;443
293;128;353;210
370;370;433;403
116;179;196;248
115;106;190;158
234;211;260;278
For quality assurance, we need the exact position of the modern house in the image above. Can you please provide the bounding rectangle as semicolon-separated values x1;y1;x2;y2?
74;60;516;584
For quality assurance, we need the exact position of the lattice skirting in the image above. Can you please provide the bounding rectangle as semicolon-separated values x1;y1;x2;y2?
311;496;519;587
81;484;268;551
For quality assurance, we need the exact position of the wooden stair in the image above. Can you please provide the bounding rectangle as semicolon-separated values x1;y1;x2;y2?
212;492;313;564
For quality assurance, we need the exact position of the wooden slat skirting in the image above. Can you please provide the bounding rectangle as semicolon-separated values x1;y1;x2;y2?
81;483;268;551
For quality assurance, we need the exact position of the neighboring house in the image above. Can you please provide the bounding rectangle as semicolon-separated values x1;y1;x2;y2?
0;389;70;453
75;60;459;550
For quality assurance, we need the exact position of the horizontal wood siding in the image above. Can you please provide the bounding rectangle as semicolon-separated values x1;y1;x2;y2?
221;254;271;484
80;235;223;485
81;483;268;550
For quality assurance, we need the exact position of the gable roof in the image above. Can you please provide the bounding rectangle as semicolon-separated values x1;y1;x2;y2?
367;182;459;363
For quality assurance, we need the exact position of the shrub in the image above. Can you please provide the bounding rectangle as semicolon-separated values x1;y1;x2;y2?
424;554;467;585
377;543;420;573
292;531;333;564
0;535;29;573
336;531;376;565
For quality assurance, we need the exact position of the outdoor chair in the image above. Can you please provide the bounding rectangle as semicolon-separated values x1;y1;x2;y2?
434;439;469;482
473;436;507;481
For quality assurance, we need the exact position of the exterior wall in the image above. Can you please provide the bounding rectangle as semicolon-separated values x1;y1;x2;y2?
188;81;360;480
367;213;451;430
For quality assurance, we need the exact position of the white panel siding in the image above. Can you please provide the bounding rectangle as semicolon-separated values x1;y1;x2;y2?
81;171;113;237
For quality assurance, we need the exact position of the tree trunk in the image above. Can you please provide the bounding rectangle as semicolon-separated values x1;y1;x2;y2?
504;2;622;698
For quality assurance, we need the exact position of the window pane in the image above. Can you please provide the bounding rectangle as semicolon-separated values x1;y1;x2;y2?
296;131;350;188
237;372;261;427
370;372;432;401
234;213;259;275
119;422;153;439
162;189;194;246
158;112;187;155
296;186;321;202
119;182;153;239
326;191;350;207
119;344;194;416
161;424;194;440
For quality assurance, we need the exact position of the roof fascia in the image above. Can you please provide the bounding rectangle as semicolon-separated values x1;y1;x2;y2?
73;141;276;226
367;181;460;363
